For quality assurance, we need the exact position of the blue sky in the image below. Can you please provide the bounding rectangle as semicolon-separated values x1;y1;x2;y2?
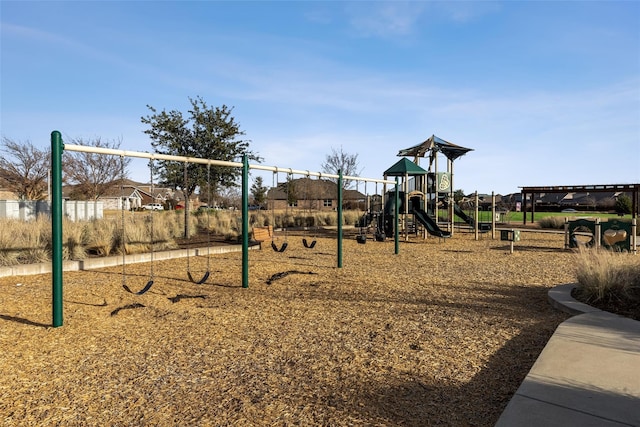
1;1;638;195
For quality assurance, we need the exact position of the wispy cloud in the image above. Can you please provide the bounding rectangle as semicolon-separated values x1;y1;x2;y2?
342;1;500;38
3;22;112;63
344;1;428;37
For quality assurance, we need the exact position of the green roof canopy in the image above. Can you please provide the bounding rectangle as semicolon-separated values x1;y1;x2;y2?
384;158;428;176
398;134;473;162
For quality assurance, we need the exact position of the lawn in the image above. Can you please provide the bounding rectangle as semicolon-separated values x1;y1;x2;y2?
471;210;633;224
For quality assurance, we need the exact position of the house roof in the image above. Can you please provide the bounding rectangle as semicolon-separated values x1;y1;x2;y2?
99;185;141;199
267;177;365;200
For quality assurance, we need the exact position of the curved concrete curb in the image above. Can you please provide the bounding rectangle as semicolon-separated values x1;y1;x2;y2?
497;284;640;426
547;283;603;316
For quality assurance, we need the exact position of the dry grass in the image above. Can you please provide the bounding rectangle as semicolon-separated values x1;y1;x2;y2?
249;210;363;228
537;216;566;229
0;232;577;426
573;247;640;314
0;211;365;266
0;217;51;265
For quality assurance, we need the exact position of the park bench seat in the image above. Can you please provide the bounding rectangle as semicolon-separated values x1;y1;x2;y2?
252;226;273;248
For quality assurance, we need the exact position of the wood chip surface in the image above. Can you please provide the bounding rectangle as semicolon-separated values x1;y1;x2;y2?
0;232;575;426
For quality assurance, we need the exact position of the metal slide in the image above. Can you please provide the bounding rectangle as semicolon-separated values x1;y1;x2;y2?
412;208;451;238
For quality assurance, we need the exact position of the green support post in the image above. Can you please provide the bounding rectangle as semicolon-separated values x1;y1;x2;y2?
337;169;343;268
394;177;399;255
51;131;64;327
241;155;249;288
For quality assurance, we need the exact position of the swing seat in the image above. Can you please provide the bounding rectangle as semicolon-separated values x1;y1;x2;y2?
356;235;367;244
374;232;386;242
123;280;154;295
271;241;288;252
188;271;210;285
302;238;317;249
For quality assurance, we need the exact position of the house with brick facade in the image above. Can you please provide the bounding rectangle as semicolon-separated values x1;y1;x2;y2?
266;177;365;211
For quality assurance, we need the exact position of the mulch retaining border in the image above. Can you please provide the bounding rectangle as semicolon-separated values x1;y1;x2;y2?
0;244;255;278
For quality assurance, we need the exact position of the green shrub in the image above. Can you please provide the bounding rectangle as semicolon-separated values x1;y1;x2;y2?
615;195;632;215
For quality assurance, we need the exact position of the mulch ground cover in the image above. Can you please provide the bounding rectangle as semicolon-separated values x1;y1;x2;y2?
0;231;577;426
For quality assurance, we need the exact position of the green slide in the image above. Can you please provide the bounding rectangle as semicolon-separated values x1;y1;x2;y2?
413;208;451;238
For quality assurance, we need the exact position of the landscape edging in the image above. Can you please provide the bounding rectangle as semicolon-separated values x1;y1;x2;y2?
0;244;253;278
547;283;603;316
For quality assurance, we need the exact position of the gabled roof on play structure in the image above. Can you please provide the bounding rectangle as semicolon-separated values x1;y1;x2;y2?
383;157;428;176
397;134;473;161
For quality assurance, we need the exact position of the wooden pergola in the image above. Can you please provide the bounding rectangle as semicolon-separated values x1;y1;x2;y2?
519;184;639;224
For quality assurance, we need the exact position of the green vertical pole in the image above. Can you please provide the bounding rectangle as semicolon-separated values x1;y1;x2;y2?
394;177;400;255
51;131;64;327
337;169;343;268
241;155;249;288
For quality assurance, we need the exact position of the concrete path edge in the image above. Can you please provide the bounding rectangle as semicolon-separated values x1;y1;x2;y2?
495;283;640;426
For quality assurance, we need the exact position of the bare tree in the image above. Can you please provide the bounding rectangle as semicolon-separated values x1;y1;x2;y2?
218;186;242;210
321;146;361;189
63;137;131;200
0;137;50;200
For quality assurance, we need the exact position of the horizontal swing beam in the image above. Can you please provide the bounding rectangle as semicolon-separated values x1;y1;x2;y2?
62;143;396;185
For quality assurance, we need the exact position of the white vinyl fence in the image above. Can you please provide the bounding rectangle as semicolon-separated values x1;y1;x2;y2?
0;200;103;221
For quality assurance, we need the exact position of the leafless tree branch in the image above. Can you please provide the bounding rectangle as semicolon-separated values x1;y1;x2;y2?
0;137;50;200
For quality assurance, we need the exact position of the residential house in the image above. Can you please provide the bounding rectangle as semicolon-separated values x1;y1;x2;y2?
266;177;366;211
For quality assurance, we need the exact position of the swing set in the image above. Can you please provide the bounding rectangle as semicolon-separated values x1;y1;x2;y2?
356;181;386;244
267;170;318;252
49;130;398;327
120;156;155;295
119;158;212;295
183;161;211;284
301;173;317;249
270;170;289;253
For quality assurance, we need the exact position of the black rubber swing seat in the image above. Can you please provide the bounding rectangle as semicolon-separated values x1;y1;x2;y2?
302;238;316;249
123;280;154;295
271;241;288;252
188;271;210;285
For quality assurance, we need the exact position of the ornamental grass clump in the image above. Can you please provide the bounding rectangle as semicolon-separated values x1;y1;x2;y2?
574;247;640;305
208;210;236;237
61;218;87;260
23;218;50;264
0;217;51;265
85;218;118;256
538;216;566;229
0;219;20;266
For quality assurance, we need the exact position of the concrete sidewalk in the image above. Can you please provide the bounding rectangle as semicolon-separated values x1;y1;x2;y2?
496;284;640;427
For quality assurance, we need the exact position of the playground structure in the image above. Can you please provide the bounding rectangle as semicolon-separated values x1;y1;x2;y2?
373;136;494;241
566;217;637;252
47;130;638;328
49;131;398;327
